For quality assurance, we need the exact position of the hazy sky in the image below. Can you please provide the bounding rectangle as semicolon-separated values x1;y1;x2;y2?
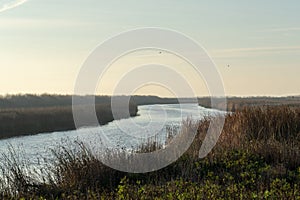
0;0;299;97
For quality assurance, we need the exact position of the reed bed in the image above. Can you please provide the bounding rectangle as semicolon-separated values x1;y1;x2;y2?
0;105;299;199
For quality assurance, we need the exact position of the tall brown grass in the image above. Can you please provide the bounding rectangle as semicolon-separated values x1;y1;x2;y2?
0;105;299;199
216;106;300;169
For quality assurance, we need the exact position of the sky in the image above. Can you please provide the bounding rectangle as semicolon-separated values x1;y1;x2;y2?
0;0;300;97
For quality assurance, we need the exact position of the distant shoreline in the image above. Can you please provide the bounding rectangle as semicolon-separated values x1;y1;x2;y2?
198;96;300;111
0;95;179;140
0;95;299;140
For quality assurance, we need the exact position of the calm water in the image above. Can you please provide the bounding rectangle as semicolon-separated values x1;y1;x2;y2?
0;104;222;167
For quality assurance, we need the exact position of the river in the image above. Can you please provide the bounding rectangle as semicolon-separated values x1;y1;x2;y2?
0;104;223;168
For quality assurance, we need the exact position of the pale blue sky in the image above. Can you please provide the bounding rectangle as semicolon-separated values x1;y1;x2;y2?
0;0;299;96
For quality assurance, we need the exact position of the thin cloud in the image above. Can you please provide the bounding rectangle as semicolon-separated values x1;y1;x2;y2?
258;27;300;33
0;18;93;30
0;0;28;13
211;46;300;58
216;46;300;53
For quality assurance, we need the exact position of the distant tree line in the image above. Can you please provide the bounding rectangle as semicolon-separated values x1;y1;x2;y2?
0;94;182;109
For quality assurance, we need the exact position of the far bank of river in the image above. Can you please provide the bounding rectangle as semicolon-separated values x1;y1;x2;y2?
0;103;138;139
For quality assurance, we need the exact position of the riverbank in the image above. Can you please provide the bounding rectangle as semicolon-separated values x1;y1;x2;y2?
1;95;299;139
0;103;138;139
0;94;185;140
198;96;300;111
0;105;299;199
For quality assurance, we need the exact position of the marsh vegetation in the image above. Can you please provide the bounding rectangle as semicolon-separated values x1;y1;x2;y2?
0;95;141;139
0;105;299;199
